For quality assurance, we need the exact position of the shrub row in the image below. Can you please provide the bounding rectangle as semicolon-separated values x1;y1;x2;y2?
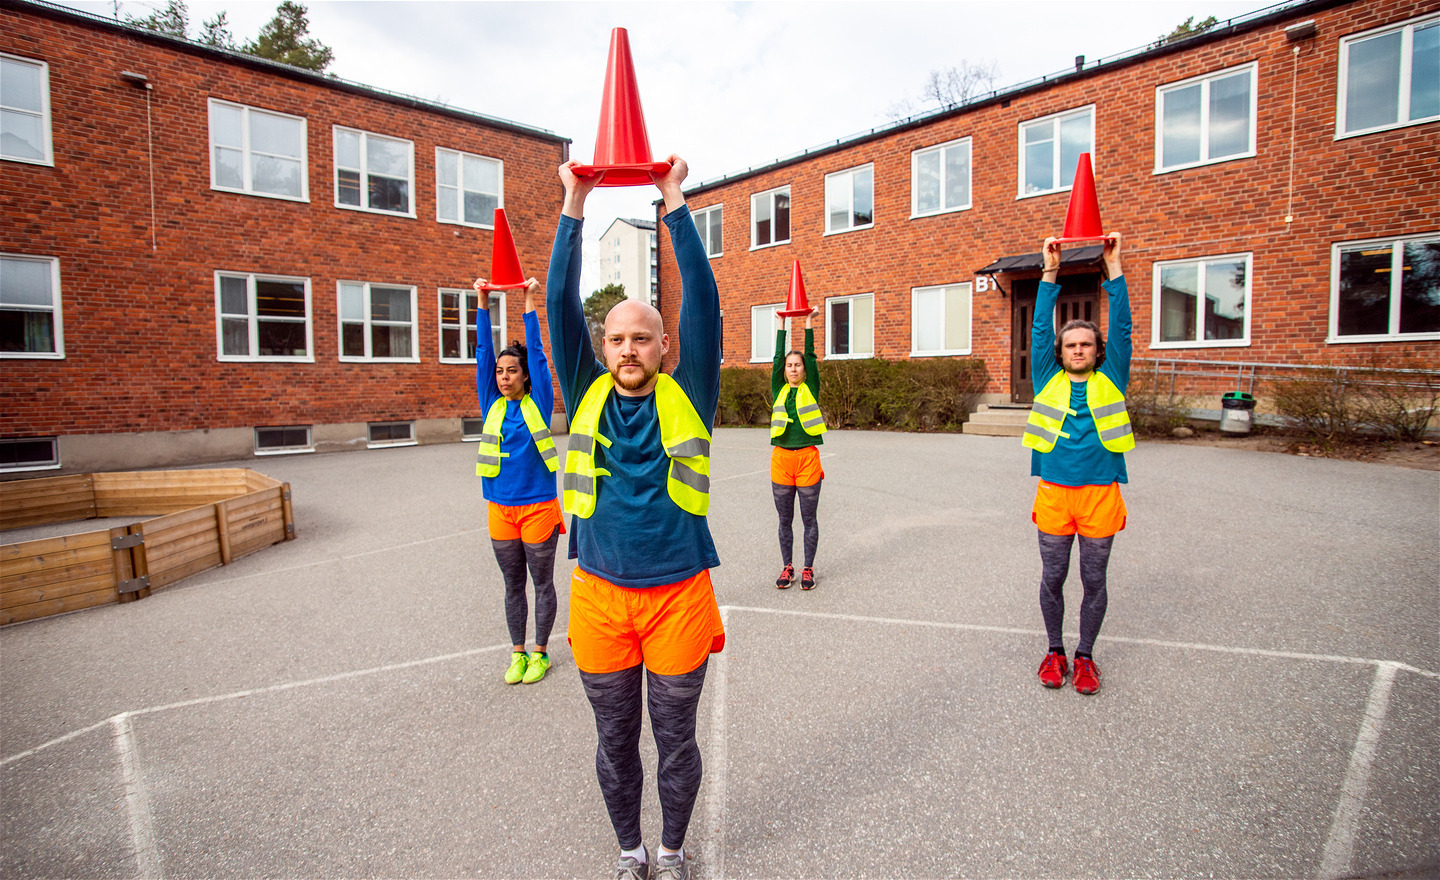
1268;361;1440;445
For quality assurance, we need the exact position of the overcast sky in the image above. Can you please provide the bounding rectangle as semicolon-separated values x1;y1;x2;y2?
68;0;1275;293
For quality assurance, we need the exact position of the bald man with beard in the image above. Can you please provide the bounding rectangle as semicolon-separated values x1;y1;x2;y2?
546;155;722;880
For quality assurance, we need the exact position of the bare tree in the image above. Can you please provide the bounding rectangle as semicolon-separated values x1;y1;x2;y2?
886;60;1000;120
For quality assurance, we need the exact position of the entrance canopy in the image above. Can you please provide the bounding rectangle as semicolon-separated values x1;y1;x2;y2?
974;244;1104;275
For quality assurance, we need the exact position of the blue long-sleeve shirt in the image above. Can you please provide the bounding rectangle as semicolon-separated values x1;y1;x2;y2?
1030;275;1132;487
546;205;722;588
475;308;558;506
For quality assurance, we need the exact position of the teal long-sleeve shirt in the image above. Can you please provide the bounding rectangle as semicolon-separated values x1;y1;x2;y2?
771;327;822;449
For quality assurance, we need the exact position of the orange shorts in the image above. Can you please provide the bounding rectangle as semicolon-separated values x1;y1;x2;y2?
567;568;726;675
1032;481;1127;538
771;445;824;487
488;499;565;543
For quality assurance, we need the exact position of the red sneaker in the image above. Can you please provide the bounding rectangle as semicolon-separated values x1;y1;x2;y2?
1038;651;1068;688
1072;656;1101;695
776;564;794;589
800;567;816;590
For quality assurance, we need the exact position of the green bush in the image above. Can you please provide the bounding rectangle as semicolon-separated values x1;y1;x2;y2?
718;366;772;426
1352;362;1440;442
1126;361;1195;437
1269;370;1362;445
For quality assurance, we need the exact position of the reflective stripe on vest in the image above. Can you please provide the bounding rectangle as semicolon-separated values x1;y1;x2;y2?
475;394;559;477
563;373;712;518
1021;371;1135;454
770;384;828;438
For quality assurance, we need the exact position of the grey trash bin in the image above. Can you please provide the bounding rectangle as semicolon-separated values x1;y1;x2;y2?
1219;391;1256;434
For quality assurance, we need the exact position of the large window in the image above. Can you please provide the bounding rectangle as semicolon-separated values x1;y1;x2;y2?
439;288;503;362
750;302;784;362
912;138;971;217
911;283;972;356
826;294;874;358
1153;255;1251;348
0;437;59;472
825;164;874;234
751;186;791;249
209;99;307;200
215;272;312;361
1;53;52;165
334;127;414;216
1330;234;1440;341
694;205;723;258
338;281;418;361
1018;106;1093;197
436;148;501;227
1338;13;1440;137
1156;63;1256;172
1;254;62;358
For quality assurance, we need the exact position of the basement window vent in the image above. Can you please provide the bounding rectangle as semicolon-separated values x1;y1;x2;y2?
255;425;313;455
368;421;416;448
460;417;486;440
0;437;60;472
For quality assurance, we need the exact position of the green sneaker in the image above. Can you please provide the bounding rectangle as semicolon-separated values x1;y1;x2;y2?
504;651;528;685
521;651;550;683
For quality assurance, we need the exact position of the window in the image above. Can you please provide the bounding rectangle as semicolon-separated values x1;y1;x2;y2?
825;164;874;234
461;417;486;440
750;303;784;362
338;282;418;361
912;138;971;217
1330;234;1440;341
209;99;307;200
436;148;502;227
1;53;52;165
1;254;62;358
215;272;312;361
255;426;313;455
1156;63;1256;172
439;288;503;362
911;283;972;355
826;294;874;358
1018;106;1094;197
751;186;791;249
368;421;415;448
694;205;723;258
1;437;59;472
334;126;414;215
1153;255;1251;347
1338;14;1440;137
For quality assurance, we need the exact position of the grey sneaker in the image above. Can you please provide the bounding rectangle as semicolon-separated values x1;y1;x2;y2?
614;854;649;880
651;852;688;880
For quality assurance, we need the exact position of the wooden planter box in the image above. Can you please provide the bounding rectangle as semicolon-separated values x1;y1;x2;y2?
1;469;295;625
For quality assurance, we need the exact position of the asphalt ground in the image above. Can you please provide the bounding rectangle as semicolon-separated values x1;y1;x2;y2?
1;429;1437;880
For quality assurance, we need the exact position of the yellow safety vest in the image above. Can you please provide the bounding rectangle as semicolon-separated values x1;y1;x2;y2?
563;373;712;518
475;394;559;477
1022;371;1135;454
770;384;827;438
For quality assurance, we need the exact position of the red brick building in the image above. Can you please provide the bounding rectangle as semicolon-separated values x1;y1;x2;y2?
1;0;568;474
659;0;1440;414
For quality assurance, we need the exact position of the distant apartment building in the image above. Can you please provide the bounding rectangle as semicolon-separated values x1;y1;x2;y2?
598;217;658;305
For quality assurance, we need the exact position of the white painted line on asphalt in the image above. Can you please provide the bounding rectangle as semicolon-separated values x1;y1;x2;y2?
703;606;731;880
112;713;162;880
1317;661;1400;880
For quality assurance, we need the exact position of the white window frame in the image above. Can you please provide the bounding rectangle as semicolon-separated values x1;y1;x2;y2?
749;302;784;363
0;437;60;473
367;421;416;449
1150;253;1253;349
1336;12;1440;139
337;281;419;362
435;147;503;228
750;186;792;250
214;272;314;362
0;253;64;359
254;425;314;456
333;126;416;217
694;204;724;258
1017;105;1095;199
1328;232;1440;343
1154;62;1258;173
1;53;53;166
438;288;505;363
825;293;875;360
824;163;875;235
911;137;972;218
208;99;308;201
910;282;973;356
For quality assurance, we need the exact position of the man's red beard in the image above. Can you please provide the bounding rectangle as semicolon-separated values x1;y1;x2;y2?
609;358;658;391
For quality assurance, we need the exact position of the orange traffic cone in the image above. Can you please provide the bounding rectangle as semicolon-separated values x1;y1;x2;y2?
777;261;815;317
571;28;672;187
476;208;528;291
1054;152;1113;244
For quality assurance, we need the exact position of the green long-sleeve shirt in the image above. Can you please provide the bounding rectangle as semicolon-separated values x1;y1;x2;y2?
771;328;823;449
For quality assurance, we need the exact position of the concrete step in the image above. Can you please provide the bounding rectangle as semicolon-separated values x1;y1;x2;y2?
963;404;1030;437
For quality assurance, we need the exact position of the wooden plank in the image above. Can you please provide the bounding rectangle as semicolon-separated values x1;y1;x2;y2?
145;530;221;568
0;474;97;529
147;549;222;589
2;529;111;560
3;556;114;592
110;525;143;604
2;572;118;609
3;589;115;625
1;534;113;576
244;470;281;492
215;500;232;565
280;481;295;541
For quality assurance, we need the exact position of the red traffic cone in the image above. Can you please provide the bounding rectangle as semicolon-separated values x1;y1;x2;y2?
777;261;815;317
571;28;672;187
476;208;529;291
1054;152;1113;244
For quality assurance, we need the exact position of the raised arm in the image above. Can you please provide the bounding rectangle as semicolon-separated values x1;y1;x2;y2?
546;162;606;414
474;277;499;410
1099;232;1131;391
520;278;554;416
1032;237;1063;391
658;156;722;426
771;326;788;397
803;312;819;397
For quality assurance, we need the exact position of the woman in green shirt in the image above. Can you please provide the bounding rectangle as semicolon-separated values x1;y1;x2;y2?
769;311;826;590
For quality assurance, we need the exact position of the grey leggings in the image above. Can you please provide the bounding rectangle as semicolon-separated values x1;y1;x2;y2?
579;660;708;851
1037;530;1113;656
772;480;821;567
492;527;559;648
